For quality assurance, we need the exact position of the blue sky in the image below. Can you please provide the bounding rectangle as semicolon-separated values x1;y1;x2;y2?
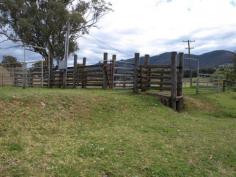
0;0;236;64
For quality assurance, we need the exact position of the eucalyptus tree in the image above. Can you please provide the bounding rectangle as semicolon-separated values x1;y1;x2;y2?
0;0;111;86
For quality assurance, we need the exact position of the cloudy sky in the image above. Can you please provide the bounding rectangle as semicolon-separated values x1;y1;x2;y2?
1;0;236;64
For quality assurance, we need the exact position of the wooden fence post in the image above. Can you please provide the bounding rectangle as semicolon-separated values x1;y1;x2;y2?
103;53;108;89
196;78;199;94
82;57;87;88
140;63;143;91
1;71;3;87
142;54;150;92
48;53;53;88
133;53;140;93
62;56;67;89
160;69;164;91
171;52;177;110
177;52;184;111
177;53;184;96
41;60;44;88
147;56;151;89
59;70;63;88
223;80;226;92
22;62;27;89
111;54;116;89
73;54;78;88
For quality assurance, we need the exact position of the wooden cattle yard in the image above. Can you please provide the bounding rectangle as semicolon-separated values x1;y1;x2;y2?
3;52;184;111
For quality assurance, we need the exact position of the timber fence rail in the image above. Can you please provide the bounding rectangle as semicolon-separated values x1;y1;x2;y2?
0;52;184;111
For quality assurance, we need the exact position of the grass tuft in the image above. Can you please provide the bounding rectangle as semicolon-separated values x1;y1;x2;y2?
7;143;23;152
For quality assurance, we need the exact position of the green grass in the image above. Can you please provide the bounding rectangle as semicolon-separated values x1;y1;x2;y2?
0;87;235;177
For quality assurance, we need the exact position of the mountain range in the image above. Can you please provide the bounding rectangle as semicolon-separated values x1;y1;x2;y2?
122;50;235;69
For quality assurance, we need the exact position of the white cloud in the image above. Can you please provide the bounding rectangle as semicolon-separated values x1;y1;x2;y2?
74;0;236;64
1;0;236;64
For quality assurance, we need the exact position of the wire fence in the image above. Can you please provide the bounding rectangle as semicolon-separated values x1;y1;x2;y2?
0;60;44;87
195;74;225;94
183;74;236;94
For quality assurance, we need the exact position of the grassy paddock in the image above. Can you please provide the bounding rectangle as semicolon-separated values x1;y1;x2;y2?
0;87;235;177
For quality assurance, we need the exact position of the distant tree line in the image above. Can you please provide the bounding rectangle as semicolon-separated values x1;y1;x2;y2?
215;54;236;82
0;55;22;67
184;68;216;78
184;53;236;82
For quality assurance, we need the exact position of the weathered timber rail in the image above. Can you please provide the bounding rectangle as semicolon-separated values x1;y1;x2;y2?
3;52;184;111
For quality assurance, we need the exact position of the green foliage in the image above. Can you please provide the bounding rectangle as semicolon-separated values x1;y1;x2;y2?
0;0;111;61
1;55;22;67
215;53;236;81
31;60;47;69
7;143;23;152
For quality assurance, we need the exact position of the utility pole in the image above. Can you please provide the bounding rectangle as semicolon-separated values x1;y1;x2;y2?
183;40;195;87
23;44;26;89
63;21;70;88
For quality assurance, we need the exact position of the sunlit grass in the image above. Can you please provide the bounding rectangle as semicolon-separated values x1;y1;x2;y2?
0;87;235;177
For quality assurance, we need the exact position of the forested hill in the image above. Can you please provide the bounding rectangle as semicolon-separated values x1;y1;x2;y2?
122;50;235;69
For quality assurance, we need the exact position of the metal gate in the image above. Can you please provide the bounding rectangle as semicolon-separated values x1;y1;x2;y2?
113;60;135;89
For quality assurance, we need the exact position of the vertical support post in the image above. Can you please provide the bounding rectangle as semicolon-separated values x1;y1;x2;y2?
142;54;150;92
47;56;50;88
140;64;143;91
177;53;184;111
22;62;27;89
159;69;164;91
48;52;53;88
177;53;184;97
63;21;70;89
196;78;199;94
190;69;193;88
82;57;87;88
196;58;200;94
223;80;226;92
1;71;2;87
217;76;221;92
111;55;116;89
133;53;140;93
23;45;26;89
63;64;67;89
59;70;63;88
171;52;177;110
41;60;44;88
148;58;151;89
73;54;78;88
103;53;108;89
13;67;16;86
